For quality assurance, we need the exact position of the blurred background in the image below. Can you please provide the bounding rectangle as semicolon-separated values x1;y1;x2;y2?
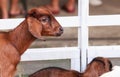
1;0;120;76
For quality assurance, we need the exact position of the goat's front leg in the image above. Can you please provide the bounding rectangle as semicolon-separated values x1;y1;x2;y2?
1;64;16;77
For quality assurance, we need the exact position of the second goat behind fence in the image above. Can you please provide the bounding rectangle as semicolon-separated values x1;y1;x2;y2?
29;57;112;77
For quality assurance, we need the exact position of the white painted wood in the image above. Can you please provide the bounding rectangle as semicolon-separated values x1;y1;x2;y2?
21;47;79;61
21;47;80;71
71;58;80;71
0;16;79;30
79;0;89;72
88;15;120;26
0;18;24;29
88;46;120;62
1;15;120;29
56;16;79;27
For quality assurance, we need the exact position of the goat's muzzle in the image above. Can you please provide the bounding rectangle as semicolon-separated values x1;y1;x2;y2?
55;27;64;36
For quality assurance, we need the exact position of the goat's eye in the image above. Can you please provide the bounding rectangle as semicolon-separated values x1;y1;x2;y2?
40;16;50;23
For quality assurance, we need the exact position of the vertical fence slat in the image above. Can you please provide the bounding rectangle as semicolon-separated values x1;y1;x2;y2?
78;0;89;72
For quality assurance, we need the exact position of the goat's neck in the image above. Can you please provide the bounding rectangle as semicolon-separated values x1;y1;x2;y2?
83;66;99;77
9;20;36;55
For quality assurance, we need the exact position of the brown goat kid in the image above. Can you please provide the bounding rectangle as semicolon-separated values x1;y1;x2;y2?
0;7;63;77
29;57;112;77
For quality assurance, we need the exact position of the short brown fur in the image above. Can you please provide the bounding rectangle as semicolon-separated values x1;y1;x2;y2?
29;57;112;77
82;57;112;77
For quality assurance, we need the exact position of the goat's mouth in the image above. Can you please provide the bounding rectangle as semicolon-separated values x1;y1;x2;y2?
41;29;63;36
55;31;63;36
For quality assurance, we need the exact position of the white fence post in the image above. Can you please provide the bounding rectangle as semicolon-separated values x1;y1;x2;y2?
78;0;89;72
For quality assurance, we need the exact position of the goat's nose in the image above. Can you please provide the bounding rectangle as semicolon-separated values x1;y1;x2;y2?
59;27;63;32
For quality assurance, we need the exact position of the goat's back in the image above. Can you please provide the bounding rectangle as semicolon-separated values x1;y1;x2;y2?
29;67;81;77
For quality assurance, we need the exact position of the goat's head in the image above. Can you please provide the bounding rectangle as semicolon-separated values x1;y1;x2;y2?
84;57;112;77
26;7;63;39
92;57;112;72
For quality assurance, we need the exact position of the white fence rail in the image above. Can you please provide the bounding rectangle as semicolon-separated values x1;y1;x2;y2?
1;0;120;72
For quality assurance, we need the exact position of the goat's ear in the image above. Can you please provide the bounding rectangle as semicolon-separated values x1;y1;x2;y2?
27;17;44;40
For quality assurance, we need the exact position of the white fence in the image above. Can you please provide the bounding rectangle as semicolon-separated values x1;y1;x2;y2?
1;0;120;72
79;0;120;72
